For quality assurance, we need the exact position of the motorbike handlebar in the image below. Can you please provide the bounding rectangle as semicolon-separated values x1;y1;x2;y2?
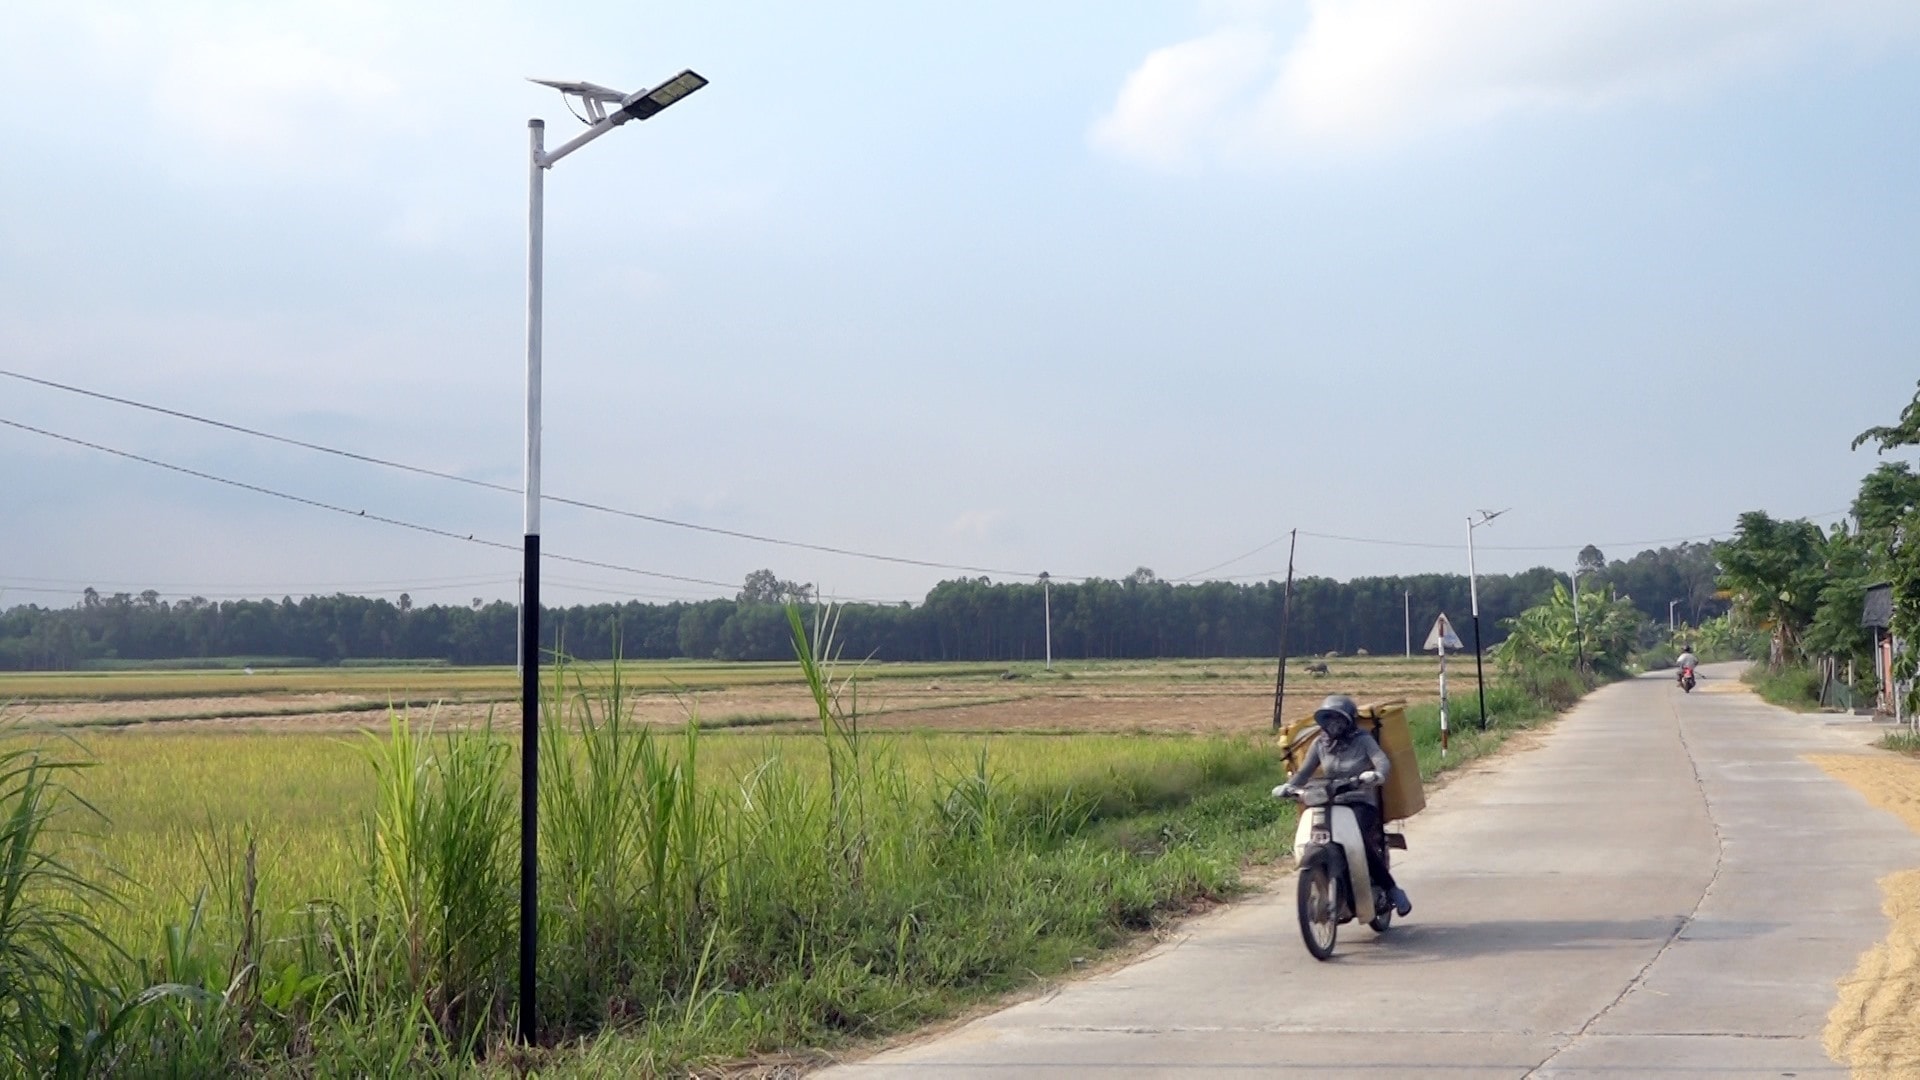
1288;774;1377;801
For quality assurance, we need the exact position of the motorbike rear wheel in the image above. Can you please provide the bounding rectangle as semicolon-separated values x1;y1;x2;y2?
1297;858;1339;961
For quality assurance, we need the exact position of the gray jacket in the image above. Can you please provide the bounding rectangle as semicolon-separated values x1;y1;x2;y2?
1287;731;1391;806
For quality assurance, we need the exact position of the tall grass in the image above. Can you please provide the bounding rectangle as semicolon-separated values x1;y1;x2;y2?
26;625;1627;1074
0;742;117;1076
358;714;516;1051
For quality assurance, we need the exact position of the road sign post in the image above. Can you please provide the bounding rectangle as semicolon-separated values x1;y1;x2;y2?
1426;614;1464;757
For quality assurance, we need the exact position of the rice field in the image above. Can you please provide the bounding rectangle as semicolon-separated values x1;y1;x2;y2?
54;725;1290;961
3;654;1450;734
0;651;1520;1075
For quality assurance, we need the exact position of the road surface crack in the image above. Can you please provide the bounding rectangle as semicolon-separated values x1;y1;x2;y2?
1522;689;1727;1077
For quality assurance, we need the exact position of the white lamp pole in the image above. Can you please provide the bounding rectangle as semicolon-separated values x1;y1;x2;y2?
1669;598;1679;632
519;69;707;1044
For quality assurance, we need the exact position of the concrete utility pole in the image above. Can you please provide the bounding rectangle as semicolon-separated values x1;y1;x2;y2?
1271;529;1298;733
1040;571;1052;671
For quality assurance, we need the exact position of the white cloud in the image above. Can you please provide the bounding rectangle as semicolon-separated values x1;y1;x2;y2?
1088;27;1276;171
1094;0;1920;168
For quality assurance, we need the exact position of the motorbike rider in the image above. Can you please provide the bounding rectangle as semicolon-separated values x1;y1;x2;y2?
1274;694;1411;917
1677;645;1698;681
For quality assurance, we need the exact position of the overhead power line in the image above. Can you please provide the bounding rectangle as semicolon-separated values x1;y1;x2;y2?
1172;530;1294;582
0;416;742;592
1;417;917;606
0;572;513;592
0;579;519;603
5;367;1854;587
0;367;1080;582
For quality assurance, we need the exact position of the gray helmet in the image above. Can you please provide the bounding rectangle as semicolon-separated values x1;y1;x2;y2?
1313;694;1360;739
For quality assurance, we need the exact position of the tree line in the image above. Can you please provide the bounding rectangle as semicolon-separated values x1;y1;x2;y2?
0;544;1726;671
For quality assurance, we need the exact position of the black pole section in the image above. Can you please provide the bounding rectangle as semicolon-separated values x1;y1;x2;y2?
1471;611;1488;731
1271;529;1298;732
518;536;539;1044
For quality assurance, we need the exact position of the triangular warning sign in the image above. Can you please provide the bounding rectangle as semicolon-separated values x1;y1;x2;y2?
1425;614;1464;652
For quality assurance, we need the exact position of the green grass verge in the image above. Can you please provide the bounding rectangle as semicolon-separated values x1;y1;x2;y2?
1879;731;1920;754
1743;665;1821;712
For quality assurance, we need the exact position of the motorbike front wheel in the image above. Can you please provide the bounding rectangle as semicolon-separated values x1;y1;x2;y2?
1297;857;1339;961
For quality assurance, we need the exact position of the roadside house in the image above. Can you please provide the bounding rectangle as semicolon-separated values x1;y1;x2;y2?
1863;581;1896;715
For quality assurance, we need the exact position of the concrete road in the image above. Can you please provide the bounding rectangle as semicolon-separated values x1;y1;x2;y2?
821;664;1920;1078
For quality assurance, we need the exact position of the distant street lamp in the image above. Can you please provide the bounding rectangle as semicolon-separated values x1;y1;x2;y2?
1466;509;1509;731
1039;571;1053;671
518;68;707;1044
1570;561;1584;674
1669;598;1680;632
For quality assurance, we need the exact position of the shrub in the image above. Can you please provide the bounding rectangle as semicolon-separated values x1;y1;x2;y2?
1743;665;1821;711
1637;644;1677;671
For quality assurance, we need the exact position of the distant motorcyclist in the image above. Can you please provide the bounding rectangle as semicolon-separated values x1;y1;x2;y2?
1677;646;1698;683
1274;694;1411;916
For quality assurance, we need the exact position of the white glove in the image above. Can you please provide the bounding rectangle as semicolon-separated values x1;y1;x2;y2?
1357;770;1382;786
1272;783;1298;799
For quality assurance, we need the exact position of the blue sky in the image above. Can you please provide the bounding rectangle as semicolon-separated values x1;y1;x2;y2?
4;1;1918;609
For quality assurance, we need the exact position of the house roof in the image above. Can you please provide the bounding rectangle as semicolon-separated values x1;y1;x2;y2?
1863;582;1894;629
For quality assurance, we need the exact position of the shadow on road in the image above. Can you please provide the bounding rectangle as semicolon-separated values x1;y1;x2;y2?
1316;916;1778;964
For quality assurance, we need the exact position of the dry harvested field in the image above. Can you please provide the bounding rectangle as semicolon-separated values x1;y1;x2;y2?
3;655;1450;735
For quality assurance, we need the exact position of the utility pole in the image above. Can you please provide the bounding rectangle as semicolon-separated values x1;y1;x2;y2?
1404;590;1411;657
1040;571;1052;671
1271;529;1298;733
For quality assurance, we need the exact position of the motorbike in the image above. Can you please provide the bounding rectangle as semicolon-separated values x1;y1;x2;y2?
1678;664;1696;693
1284;775;1404;960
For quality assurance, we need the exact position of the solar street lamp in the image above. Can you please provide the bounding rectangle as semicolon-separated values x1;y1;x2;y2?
518;68;707;1044
1466;509;1508;731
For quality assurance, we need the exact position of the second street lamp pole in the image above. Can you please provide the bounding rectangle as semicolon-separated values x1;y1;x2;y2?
520;70;707;1045
1466;509;1508;732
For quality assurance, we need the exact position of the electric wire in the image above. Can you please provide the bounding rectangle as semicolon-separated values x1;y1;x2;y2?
0;572;514;592
0;580;519;602
0;417;743;592
3;367;1856;586
1171;530;1293;582
0;368;1081;581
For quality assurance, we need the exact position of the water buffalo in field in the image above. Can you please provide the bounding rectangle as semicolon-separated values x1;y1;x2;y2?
1305;661;1330;676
